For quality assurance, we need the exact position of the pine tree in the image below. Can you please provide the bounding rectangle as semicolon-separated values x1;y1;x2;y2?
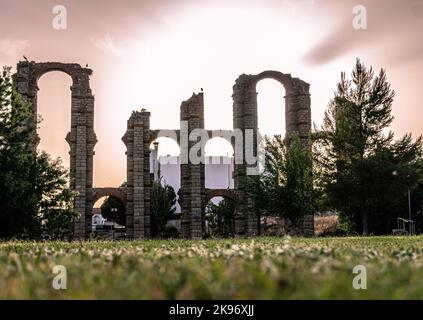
316;59;423;235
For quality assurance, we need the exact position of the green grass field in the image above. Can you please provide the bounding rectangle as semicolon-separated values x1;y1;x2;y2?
1;236;423;299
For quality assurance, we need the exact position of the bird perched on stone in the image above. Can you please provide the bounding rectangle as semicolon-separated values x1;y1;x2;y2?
23;55;28;61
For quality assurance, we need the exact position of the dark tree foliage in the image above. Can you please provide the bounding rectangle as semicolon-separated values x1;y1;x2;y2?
205;197;235;237
247;134;314;225
150;178;177;238
100;196;126;226
315;59;423;235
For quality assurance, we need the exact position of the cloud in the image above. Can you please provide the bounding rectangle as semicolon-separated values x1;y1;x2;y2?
0;39;29;58
302;0;423;65
92;34;126;59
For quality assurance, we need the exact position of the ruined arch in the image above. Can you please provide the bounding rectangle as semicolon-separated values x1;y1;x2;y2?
13;61;97;239
122;71;312;240
12;59;314;240
232;71;311;236
205;189;236;204
233;70;311;143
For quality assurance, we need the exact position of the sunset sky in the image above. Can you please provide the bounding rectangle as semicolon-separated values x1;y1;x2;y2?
0;0;422;187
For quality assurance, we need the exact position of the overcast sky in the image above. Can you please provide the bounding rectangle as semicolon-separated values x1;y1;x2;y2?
0;0;422;187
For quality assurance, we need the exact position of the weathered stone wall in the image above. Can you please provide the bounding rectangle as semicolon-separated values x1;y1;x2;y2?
13;61;97;240
122;111;151;238
179;93;206;239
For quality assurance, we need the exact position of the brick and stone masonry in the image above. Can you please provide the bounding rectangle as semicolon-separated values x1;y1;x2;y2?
122;111;152;238
14;61;314;239
179;93;206;239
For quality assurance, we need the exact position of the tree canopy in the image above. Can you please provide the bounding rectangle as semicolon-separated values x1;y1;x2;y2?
315;58;423;235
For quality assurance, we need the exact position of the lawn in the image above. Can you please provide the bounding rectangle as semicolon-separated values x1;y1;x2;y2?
0;236;423;299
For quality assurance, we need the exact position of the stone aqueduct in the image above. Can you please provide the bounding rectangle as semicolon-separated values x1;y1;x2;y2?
13;61;314;239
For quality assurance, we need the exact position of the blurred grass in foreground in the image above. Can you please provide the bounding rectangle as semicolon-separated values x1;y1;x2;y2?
0;236;422;299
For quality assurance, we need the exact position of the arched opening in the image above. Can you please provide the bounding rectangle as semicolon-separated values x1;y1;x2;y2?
205;137;234;189
150;137;181;157
37;71;72;168
205;137;234;157
205;196;236;237
149;137;181;215
92;195;126;235
150;136;180;186
256;78;286;139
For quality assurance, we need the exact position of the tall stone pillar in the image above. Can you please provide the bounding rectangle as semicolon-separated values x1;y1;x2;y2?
232;75;259;236
285;79;311;145
180;93;206;239
68;72;96;239
123;110;151;239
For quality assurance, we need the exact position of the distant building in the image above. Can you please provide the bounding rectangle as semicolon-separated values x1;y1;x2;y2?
92;208;106;231
91;208;124;231
151;155;234;213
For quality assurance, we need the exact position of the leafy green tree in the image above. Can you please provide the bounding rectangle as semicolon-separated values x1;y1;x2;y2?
38;154;79;240
205;197;235;237
0;66;78;240
316;59;423;235
151;178;177;237
0;66;38;238
247;134;314;226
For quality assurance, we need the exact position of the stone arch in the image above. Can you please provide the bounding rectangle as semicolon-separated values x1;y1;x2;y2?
233;70;310;143
32;62;91;86
92;188;127;207
232;70;311;236
204;190;237;237
205;189;236;204
13;61;97;239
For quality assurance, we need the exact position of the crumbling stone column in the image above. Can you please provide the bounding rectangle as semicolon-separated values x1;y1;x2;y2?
122;110;151;239
180;93;206;239
14;61;96;240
